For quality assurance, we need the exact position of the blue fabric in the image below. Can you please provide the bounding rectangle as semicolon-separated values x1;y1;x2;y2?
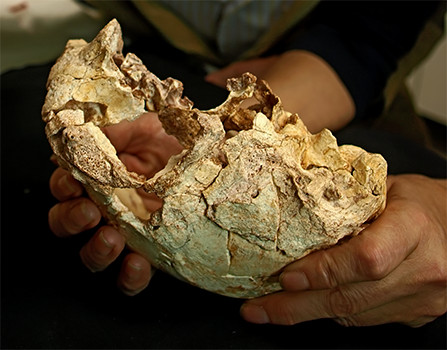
77;0;441;120
160;0;296;60
282;1;440;120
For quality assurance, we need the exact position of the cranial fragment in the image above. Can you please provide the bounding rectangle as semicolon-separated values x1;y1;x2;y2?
42;19;387;298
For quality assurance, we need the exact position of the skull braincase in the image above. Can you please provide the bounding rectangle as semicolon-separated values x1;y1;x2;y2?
42;19;387;298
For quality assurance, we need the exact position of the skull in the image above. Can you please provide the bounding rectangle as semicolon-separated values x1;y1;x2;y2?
42;19;387;298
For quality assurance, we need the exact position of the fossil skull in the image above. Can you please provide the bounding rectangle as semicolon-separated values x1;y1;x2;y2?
42;19;387;298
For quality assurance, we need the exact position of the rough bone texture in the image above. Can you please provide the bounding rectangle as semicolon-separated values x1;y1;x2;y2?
42;19;387;298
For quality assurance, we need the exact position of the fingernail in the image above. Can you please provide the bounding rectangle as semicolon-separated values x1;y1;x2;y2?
280;271;310;291
59;174;77;196
124;263;142;283
80;201;97;223
240;303;270;324
69;201;97;230
97;230;114;256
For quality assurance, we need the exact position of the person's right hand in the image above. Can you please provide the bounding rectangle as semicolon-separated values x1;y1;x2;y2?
48;112;183;295
240;174;447;327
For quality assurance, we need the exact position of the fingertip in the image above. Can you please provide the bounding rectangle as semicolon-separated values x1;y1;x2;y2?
92;226;125;259
80;226;125;272
118;253;152;296
59;173;83;197
68;200;101;231
50;154;59;164
49;198;101;237
204;72;226;88
99;226;125;252
240;302;270;324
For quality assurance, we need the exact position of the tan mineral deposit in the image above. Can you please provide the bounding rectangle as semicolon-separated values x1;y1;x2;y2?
42;19;387;298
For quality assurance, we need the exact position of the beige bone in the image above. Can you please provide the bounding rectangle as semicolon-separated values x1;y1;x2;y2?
42;19;387;298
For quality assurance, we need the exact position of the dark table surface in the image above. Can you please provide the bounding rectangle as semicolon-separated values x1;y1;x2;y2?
2;46;446;349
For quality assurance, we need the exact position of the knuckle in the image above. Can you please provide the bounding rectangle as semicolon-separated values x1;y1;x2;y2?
356;241;389;281
399;199;431;238
407;201;431;229
327;287;362;318
316;251;340;288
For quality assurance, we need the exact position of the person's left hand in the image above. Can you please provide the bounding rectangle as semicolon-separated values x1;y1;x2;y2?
49;112;183;296
205;56;279;87
240;174;447;327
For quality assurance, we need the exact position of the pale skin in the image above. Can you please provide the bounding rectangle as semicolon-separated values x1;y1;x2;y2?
48;50;447;325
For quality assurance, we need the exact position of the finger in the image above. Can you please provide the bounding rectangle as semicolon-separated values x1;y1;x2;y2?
279;200;421;291
240;281;394;326
50;167;83;201
334;293;439;327
205;57;278;87
117;253;153;296
242;256;424;326
241;290;330;325
205;61;255;87
102;112;158;153
48;198;101;237
205;69;232;88
50;154;59;165
242;256;444;326
118;153;157;178
137;189;163;212
80;226;126;272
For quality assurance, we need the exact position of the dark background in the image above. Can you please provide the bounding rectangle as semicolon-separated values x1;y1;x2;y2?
2;46;446;349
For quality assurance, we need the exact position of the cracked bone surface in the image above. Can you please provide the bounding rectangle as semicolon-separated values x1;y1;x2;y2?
42;19;387;298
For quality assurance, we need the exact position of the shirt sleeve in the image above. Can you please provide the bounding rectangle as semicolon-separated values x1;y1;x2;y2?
282;1;440;120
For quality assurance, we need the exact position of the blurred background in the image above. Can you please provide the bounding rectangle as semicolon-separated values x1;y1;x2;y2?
1;0;446;156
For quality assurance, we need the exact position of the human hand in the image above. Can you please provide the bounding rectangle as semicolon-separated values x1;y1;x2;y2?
241;174;447;327
206;51;354;133
205;56;279;88
48;112;183;295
